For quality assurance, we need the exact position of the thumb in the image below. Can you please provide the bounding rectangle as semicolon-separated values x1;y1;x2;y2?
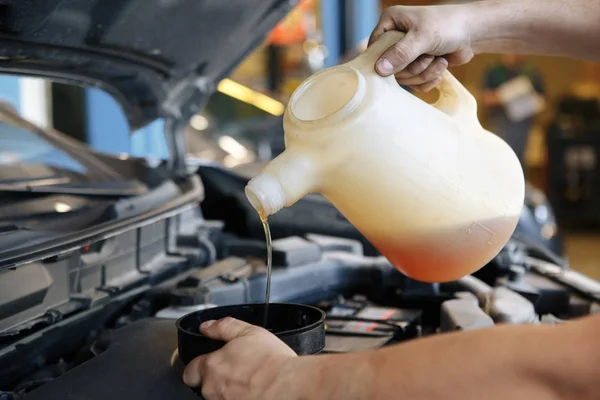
200;317;259;342
376;29;430;76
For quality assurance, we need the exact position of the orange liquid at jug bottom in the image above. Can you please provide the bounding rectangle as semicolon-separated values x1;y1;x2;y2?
372;216;519;283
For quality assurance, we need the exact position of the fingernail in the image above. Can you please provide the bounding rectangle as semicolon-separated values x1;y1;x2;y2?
200;320;216;330
376;58;393;75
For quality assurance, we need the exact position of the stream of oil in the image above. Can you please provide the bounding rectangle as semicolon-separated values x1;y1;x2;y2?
260;214;273;327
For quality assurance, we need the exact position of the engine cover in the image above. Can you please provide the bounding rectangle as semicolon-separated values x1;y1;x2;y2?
25;319;199;400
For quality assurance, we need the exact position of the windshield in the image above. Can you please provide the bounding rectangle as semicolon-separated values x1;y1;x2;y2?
0;110;88;182
0;105;150;221
186;89;283;170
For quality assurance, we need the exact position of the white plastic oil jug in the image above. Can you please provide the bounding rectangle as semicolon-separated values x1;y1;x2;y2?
245;30;525;283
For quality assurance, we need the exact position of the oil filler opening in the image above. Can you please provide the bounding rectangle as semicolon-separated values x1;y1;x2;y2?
290;66;365;122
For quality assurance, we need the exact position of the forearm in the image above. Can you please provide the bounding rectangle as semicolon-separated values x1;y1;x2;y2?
467;0;600;61
381;315;600;400
271;315;600;400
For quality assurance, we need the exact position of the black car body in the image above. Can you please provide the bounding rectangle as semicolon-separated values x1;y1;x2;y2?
0;2;594;400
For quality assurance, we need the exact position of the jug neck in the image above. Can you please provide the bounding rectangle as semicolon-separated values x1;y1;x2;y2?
245;150;318;217
245;173;287;217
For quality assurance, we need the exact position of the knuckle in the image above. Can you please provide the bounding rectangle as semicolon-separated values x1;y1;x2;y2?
408;55;433;74
437;57;449;70
420;54;435;65
457;49;474;64
217;317;235;329
429;29;443;48
423;59;446;80
387;5;402;15
421;68;438;82
204;354;220;370
391;42;413;62
412;25;440;48
381;6;400;21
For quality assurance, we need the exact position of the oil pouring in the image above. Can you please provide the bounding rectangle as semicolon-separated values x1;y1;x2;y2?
245;30;525;283
259;212;273;325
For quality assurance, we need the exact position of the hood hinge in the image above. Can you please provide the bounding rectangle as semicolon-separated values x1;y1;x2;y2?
162;75;215;176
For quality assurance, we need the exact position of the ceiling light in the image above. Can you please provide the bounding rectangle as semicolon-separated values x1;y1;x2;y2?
217;79;285;116
191;115;209;131
218;135;249;160
54;202;72;213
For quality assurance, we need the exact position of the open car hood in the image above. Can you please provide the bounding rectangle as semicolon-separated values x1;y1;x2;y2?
0;0;294;130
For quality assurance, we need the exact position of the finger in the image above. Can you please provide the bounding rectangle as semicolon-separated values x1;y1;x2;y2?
183;354;208;388
396;57;448;86
200;317;259;342
368;11;398;47
395;54;434;79
410;75;443;93
445;49;474;67
376;29;431;76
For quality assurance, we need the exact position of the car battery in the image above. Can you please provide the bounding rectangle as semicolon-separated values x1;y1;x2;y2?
320;297;422;353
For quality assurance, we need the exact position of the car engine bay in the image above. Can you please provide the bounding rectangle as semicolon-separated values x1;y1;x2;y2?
1;1;595;399
1;171;599;399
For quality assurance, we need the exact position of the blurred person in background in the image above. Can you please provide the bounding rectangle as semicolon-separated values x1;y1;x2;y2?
481;54;546;167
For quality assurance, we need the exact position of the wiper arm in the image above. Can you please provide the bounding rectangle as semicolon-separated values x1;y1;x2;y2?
0;176;71;189
0;181;145;198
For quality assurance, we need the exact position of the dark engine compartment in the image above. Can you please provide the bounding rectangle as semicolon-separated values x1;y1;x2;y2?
0;168;598;400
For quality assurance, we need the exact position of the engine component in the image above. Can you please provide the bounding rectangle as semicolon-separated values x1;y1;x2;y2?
177;257;248;287
224;235;322;267
489;287;537;324
440;292;494;332
23;320;199;400
270;236;322;267
305;233;364;255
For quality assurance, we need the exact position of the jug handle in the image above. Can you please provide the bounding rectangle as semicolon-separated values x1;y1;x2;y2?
432;70;479;126
359;30;480;126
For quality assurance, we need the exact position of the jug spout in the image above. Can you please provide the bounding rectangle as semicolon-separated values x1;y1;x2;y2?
245;150;318;217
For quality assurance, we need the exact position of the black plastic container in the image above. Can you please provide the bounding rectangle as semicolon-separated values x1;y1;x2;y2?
176;303;326;365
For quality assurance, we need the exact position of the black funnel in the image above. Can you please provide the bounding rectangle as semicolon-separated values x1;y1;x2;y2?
176;303;326;365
